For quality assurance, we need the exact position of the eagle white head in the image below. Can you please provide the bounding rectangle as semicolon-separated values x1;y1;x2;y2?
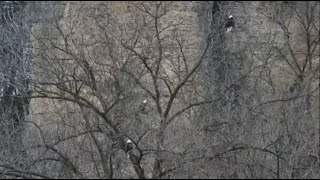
127;139;132;144
143;99;147;104
229;15;233;19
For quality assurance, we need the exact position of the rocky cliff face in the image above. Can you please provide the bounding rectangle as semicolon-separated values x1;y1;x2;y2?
3;1;318;178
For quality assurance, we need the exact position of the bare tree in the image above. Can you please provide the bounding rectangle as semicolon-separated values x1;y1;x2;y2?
0;1;32;175
26;1;221;178
0;1;319;179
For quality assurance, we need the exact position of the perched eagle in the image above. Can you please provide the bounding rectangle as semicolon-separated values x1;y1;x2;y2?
125;139;135;158
140;99;147;113
226;15;235;32
125;139;134;153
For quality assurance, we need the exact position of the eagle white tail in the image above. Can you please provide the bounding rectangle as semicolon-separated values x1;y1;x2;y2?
227;27;233;32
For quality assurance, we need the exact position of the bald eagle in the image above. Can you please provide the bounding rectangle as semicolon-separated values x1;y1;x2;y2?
125;139;135;158
125;139;133;152
226;15;235;32
140;99;148;114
